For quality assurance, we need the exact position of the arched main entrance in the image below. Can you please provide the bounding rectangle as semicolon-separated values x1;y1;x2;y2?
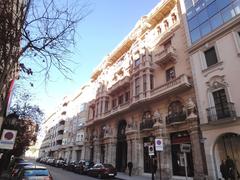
116;120;127;172
213;133;240;179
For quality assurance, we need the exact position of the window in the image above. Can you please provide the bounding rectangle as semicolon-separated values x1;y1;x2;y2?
221;5;235;23
164;20;169;29
200;21;211;36
104;100;108;112
207;1;218;17
118;95;123;105
135;78;140;96
190;28;201;43
171;13;177;23
198;9;208;25
188;16;199;31
204;47;218;67
210;13;223;30
212;89;230;119
125;91;130;102
184;0;194;10
168;101;183;115
134;58;140;66
112;99;117;108
233;0;240;15
143;74;147;92
157;26;161;34
166;67;176;81
150;74;154;90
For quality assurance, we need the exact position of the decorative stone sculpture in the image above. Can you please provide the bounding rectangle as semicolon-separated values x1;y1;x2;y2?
186;98;197;119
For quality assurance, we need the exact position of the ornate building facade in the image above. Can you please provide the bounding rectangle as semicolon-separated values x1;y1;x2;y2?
180;0;240;179
84;0;206;179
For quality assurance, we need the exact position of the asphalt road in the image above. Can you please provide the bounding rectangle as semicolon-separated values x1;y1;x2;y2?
35;162;120;180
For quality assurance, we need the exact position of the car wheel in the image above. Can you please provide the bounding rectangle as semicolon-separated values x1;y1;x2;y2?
97;173;102;179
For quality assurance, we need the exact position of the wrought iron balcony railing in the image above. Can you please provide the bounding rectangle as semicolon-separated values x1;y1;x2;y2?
206;102;236;122
166;112;187;125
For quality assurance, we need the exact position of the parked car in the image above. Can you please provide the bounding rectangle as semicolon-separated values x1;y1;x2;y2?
74;160;94;174
17;165;53;180
66;161;77;171
87;163;117;179
10;162;33;179
54;159;65;168
8;157;25;171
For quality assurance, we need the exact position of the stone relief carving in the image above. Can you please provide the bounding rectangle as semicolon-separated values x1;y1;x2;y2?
206;75;227;90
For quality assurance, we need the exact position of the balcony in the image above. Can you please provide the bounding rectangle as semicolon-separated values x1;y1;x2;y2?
166;112;187;125
206;102;236;122
150;74;191;99
154;46;177;68
140;119;154;131
108;76;130;95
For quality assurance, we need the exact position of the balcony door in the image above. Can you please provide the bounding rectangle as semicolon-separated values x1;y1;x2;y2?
212;89;230;119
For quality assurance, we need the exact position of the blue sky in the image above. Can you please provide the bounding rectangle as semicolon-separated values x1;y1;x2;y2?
18;0;161;115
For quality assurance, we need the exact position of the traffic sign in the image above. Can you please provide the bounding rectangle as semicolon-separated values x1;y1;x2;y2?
155;138;163;151
180;143;191;153
0;129;17;150
148;145;155;156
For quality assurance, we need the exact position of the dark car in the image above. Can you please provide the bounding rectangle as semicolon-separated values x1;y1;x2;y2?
87;163;117;179
17;165;53;180
74;160;94;174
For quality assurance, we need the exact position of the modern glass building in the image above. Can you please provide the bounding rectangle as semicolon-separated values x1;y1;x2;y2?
185;0;240;43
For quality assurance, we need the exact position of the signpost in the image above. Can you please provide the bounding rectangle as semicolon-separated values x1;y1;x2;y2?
0;129;17;150
155;138;163;180
148;145;155;156
180;144;191;180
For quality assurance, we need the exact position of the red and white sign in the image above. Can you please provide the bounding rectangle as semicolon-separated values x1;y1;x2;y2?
155;138;163;151
0;129;17;149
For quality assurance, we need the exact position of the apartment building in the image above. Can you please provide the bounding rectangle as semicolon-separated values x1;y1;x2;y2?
180;0;240;179
39;83;97;162
84;0;206;179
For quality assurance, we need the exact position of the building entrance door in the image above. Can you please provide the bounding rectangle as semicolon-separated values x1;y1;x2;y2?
214;133;240;179
116;120;127;172
143;136;153;173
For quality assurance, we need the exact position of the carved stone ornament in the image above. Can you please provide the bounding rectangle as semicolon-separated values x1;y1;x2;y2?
206;75;227;90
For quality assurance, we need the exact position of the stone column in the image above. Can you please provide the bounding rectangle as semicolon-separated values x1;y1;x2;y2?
110;140;117;166
94;140;100;163
133;137;143;175
190;127;206;180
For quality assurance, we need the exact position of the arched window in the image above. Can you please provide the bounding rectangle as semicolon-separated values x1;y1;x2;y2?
157;26;161;34
164;20;169;30
166;101;186;124
171;13;177;23
168;101;183;115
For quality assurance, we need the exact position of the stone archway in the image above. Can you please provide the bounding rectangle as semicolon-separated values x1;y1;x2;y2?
116;120;127;172
213;133;240;179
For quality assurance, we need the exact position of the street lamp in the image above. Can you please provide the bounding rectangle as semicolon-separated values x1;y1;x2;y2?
149;135;155;180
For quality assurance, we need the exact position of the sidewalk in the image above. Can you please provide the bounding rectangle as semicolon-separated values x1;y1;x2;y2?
116;172;152;180
0;170;10;180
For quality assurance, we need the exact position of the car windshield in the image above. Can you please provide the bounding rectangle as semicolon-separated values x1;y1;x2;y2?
24;169;49;176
